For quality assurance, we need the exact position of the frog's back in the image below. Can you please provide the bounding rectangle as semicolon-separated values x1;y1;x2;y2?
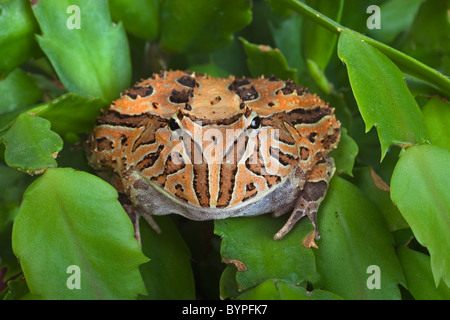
86;70;340;212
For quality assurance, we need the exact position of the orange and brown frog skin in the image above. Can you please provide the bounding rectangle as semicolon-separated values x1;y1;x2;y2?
86;70;340;243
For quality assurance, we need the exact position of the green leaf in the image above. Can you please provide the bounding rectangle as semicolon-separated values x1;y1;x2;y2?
337;29;429;159
397;246;450;300
328;127;358;176
278;0;450;96
0;0;40;78
305;59;332;95
214;214;318;292
0;93;108;141
314;176;405;299
240;37;297;81
391;144;450;288
367;0;424;44
189;63;230;78
3;113;63;174
159;0;252;54
32;0;131;101
302;0;343;74
349;167;408;232
219;265;240;299
269;13;305;78
399;0;450;75
33;93;108;139
139;216;196;299
0;68;42;114
108;0;159;40
11;168;148;299
236;279;343;300
422;96;450;152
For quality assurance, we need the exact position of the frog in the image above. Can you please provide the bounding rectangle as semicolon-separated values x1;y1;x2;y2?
86;70;340;245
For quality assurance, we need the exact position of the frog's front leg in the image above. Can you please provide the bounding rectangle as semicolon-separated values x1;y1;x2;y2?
119;193;161;245
273;157;335;241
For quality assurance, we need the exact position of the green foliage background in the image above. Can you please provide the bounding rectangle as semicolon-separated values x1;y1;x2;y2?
0;0;449;300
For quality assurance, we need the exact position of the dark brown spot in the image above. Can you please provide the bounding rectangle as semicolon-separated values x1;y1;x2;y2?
169;89;192;104
268;75;280;82
125;85;153;99
184;103;192;111
228;78;250;91
309;132;317;143
277;80;308;95
236;85;259;101
120;134;128;145
246;182;256;192
96;110;149;128
96;137;113;151
177;75;197;88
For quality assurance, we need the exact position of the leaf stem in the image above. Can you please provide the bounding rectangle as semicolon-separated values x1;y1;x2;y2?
277;0;450;96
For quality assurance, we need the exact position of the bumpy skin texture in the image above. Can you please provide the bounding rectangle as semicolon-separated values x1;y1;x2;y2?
86;70;340;242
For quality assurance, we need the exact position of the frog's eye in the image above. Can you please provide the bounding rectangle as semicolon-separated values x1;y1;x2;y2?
249;116;261;129
169;118;180;131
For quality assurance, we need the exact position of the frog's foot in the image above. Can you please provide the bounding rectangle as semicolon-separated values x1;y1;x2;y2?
273;199;319;241
273;157;335;241
122;203;161;245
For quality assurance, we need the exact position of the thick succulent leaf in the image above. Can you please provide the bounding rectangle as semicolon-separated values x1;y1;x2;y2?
108;0;159;40
349;167;408;232
11;168;148;299
33;93;108;139
31;0;131;101
397;246;450;300
0;0;40;78
0;93;108;141
422;96;450;152
219;265;240;299
240;37;297;81
3;113;63;174
139;216;196;299
159;0;252;54
0;68;42;114
215;214;318;292
314;176;405;299
391;144;450;288
236;279;343;300
338;29;429;159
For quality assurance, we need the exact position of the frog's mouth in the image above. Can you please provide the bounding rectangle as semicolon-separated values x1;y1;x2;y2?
132;169;295;221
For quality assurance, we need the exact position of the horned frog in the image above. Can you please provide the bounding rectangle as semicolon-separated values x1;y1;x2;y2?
86;70;340;245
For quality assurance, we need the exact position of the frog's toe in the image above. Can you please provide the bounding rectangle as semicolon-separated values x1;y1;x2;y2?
273;208;306;240
273;200;319;240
